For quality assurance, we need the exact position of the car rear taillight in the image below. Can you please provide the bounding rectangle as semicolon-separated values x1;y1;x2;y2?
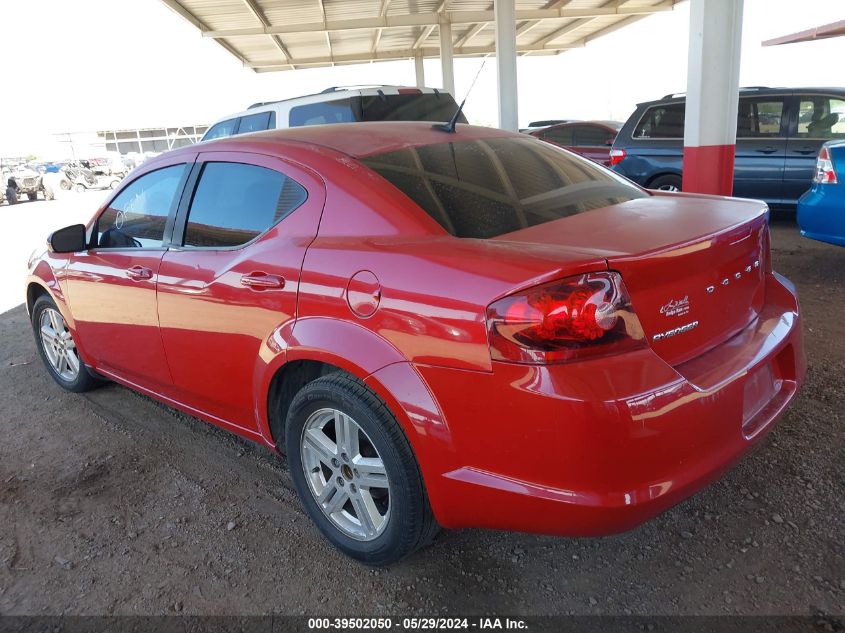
608;149;627;166
486;271;647;364
813;146;838;184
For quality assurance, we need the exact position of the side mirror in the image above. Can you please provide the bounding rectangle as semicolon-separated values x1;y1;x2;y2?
48;224;87;253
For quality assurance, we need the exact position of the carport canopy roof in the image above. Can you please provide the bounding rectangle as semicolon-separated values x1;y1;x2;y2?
160;0;680;72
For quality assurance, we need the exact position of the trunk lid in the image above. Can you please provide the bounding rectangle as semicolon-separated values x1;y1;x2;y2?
493;193;769;366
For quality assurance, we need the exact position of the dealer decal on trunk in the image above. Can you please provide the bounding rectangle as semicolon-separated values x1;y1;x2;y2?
660;296;690;317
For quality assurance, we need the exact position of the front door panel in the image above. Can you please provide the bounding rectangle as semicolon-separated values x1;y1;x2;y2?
64;160;191;388
67;250;170;385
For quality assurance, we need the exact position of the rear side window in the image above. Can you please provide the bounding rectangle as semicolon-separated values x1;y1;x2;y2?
96;165;186;249
360;137;646;239
796;96;845;138
183;162;307;248
238;111;276;134
542;127;573;145
203;119;237;141
289;99;356;127
634;103;685;138
574;125;613;146
737;98;785;137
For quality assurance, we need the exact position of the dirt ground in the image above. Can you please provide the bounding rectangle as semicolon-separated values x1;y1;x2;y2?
0;217;842;617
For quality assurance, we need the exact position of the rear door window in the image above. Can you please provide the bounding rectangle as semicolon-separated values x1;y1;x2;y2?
737;98;786;137
182;162;307;248
360;137;646;239
633;103;685;138
237;111;276;134
96;165;187;248
796;96;845;139
203;119;238;141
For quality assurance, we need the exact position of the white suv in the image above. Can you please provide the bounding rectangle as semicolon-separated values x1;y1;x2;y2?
201;85;464;141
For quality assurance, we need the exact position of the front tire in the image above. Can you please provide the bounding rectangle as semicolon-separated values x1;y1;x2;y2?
285;373;437;566
31;295;101;392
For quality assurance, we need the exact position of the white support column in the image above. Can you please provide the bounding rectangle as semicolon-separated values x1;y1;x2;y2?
439;21;455;95
682;0;744;195
494;0;519;131
414;51;426;88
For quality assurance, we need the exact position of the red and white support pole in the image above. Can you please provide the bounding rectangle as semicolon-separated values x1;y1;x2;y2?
682;0;744;196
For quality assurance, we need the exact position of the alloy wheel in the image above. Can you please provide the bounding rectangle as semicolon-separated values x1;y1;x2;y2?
39;308;80;382
300;407;390;541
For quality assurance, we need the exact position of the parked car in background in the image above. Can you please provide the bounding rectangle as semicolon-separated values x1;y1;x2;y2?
201;85;466;141
610;87;845;207
1;166;53;201
798;141;845;247
519;119;577;133
529;120;622;165
60;162;99;192
29;122;804;565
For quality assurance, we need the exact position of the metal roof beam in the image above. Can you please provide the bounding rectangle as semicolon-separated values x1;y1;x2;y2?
516;0;573;39
455;22;487;48
201;3;675;38
248;41;583;70
239;0;293;65
413;24;436;49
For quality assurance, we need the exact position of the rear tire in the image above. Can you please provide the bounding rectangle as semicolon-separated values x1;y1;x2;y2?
285;373;438;566
74;183;85;193
31;295;102;393
649;174;682;192
27;192;38;201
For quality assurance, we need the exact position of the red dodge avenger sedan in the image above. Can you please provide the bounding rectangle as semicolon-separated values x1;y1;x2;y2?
27;122;805;565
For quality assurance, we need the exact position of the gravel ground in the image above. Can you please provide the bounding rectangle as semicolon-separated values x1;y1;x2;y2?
0;214;842;616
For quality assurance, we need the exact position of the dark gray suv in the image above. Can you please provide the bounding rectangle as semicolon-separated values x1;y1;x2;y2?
610;87;845;208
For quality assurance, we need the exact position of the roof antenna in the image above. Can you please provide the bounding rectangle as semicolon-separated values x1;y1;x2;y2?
432;58;486;134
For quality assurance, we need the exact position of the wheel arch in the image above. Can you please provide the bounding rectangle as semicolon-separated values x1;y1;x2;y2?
259;319;455;523
26;280;51;317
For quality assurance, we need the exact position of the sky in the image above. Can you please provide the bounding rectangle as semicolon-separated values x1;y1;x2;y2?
0;0;842;158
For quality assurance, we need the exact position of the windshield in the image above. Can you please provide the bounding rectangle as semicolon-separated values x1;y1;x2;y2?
360;136;646;239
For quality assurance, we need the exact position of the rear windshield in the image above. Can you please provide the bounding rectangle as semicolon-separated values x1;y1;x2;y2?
360;137;646;239
360;93;467;123
288;93;466;127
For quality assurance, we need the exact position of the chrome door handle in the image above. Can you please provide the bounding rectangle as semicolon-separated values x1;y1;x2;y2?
240;272;285;289
126;265;153;280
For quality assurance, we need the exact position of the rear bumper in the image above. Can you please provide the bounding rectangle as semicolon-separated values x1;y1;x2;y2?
415;272;805;535
798;188;845;247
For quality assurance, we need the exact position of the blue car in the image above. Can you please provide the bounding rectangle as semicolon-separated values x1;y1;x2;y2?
611;87;845;209
798;141;845;247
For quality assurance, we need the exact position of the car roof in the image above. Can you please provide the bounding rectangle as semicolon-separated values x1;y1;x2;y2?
637;86;845;107
176;122;519;160
210;86;452;126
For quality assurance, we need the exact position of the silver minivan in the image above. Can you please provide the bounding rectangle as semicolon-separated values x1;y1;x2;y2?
201;85;465;142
